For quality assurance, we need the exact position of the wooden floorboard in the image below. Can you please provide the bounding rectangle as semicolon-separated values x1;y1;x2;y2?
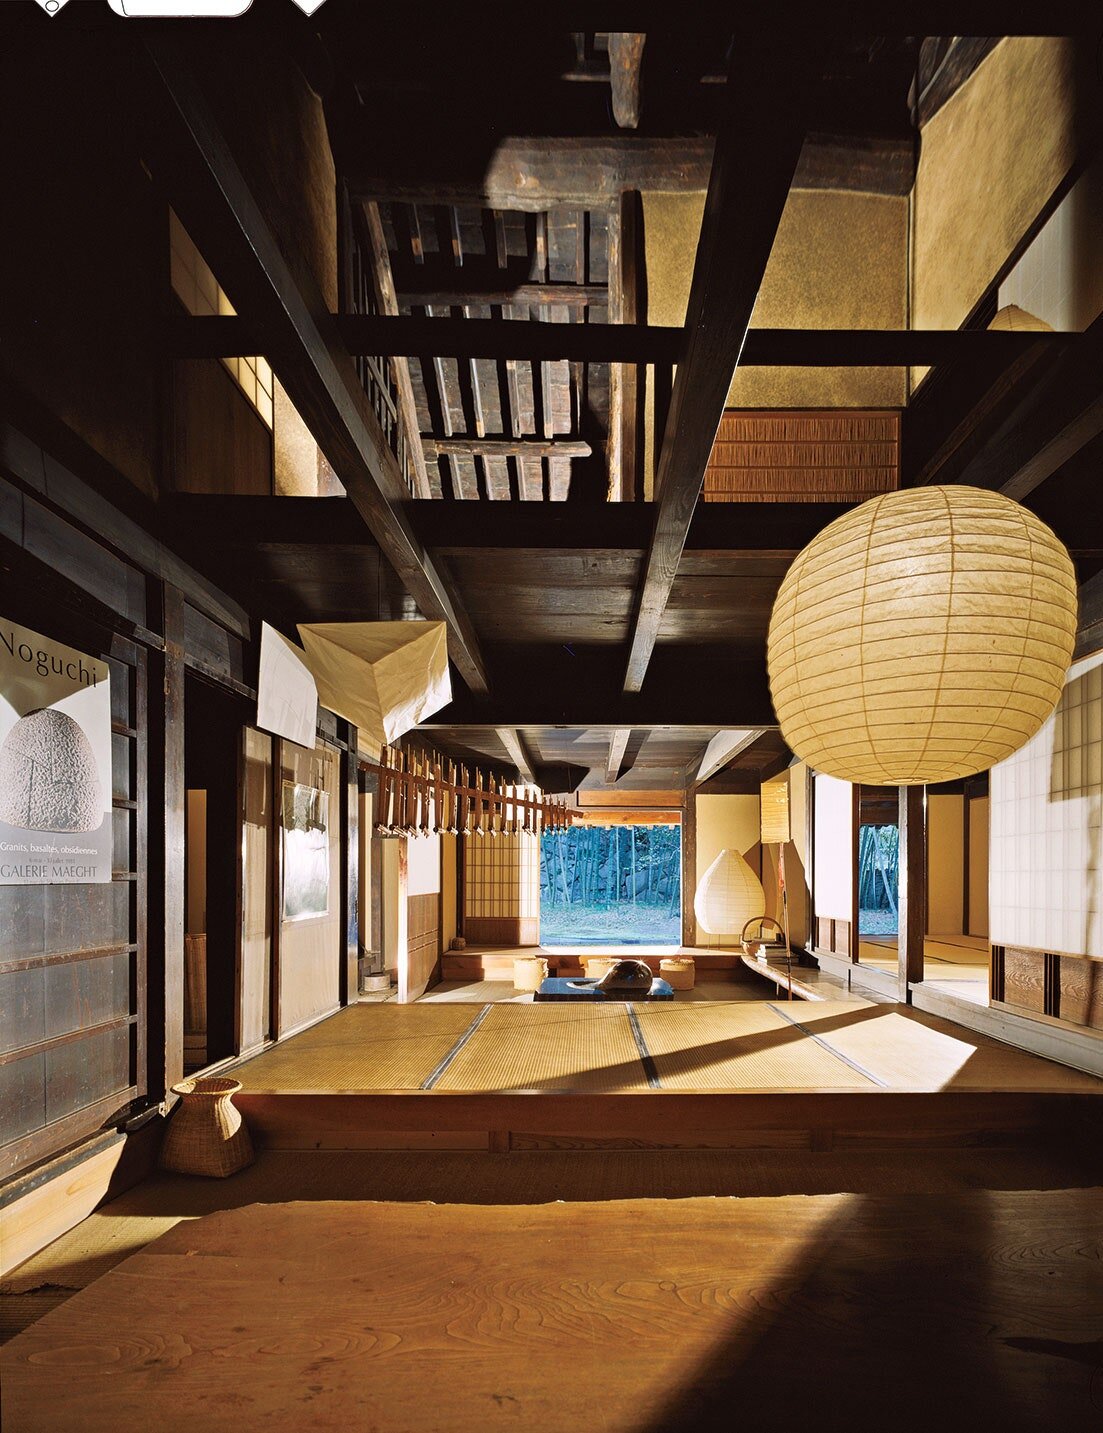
5;1192;1103;1431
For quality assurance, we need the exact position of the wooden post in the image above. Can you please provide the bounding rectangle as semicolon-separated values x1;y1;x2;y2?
898;785;926;1001
681;797;697;948
149;582;186;1099
339;720;359;1005
394;838;411;1002
851;784;861;965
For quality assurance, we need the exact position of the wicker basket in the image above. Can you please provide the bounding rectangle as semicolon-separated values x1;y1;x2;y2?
580;956;619;979
660;957;695;991
160;1076;254;1178
513;956;549;992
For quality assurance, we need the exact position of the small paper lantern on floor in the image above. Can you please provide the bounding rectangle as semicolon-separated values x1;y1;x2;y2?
766;485;1078;786
694;849;766;937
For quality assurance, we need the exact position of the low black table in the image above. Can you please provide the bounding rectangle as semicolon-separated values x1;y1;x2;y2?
534;976;675;1001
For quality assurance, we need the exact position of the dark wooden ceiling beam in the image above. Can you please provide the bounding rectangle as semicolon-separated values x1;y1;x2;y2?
164;495;856;556
342;132;916;206
416;651;777;729
915;320;1103;497
145;40;490;693
166;315;1073;368
623;39;820;693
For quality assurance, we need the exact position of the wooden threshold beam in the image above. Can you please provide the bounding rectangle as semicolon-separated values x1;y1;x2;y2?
166;315;1072;368
623;39;820;693
342;132;915;206
606;728;631;784
145;40;489;693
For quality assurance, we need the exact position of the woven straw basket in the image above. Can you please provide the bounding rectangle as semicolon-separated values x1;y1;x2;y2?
660;957;695;991
581;956;619;979
160;1076;254;1178
513;956;549;992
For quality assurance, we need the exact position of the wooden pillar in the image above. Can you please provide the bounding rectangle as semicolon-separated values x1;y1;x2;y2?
394;838;411;1002
898;785;926;1000
360;764;384;970
609;189;643;502
850;784;861;964
149;583;186;1098
339;721;359;1005
681;797;697;948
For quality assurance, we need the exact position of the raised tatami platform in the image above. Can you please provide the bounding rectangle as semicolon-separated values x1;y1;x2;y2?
232;1001;1103;1153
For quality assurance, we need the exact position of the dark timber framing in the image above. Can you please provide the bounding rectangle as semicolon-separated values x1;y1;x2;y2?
166;315;1070;369
623;39;820;693
146;40;489;693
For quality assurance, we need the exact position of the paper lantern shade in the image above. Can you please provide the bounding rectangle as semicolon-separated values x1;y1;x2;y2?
694;849;766;936
988;304;1053;333
766;486;1078;786
760;775;791;845
0;708;103;832
296;621;451;747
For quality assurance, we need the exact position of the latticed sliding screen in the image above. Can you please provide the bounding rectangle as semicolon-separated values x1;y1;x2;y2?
465;834;540;920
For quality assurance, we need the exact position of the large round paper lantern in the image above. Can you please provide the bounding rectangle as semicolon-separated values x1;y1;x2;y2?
767;486;1078;785
694;849;766;936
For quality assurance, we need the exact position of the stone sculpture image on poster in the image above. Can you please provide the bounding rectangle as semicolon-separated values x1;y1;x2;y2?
281;781;330;921
0;618;113;885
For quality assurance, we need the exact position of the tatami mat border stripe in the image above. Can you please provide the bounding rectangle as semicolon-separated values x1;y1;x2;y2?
421;1004;495;1090
767;1003;888;1088
625;1007;662;1089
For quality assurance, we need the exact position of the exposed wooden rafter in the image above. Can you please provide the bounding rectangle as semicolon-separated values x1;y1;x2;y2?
608;33;645;129
623;38;820;693
421;436;591;460
359;201;433;499
495;728;538;784
145;40;490;693
606;728;631;784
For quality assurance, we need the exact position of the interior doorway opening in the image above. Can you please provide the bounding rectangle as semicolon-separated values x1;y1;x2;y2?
540;824;682;946
183;673;247;1072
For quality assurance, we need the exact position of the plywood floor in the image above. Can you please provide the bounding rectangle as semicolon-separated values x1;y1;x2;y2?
5;1192;1103;1431
233;1000;1103;1095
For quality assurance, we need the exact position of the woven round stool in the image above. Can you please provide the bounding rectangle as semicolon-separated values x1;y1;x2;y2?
581;956;618;979
160;1076;254;1178
513;956;549;993
660;957;695;991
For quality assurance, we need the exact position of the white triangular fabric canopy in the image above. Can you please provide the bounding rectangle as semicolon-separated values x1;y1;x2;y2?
296;621;452;746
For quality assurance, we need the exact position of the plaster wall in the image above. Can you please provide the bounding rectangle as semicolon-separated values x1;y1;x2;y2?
642;188;908;493
695;793;762;947
911;37;1090;382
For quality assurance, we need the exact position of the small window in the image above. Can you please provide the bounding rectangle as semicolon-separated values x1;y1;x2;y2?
169;209;273;429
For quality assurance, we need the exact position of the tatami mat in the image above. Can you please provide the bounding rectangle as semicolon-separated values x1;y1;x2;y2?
775;1002;1102;1091
635;1003;876;1090
434;1002;649;1093
234;1005;483;1091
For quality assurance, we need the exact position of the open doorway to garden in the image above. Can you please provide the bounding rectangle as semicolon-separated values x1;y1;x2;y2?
540;824;682;946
